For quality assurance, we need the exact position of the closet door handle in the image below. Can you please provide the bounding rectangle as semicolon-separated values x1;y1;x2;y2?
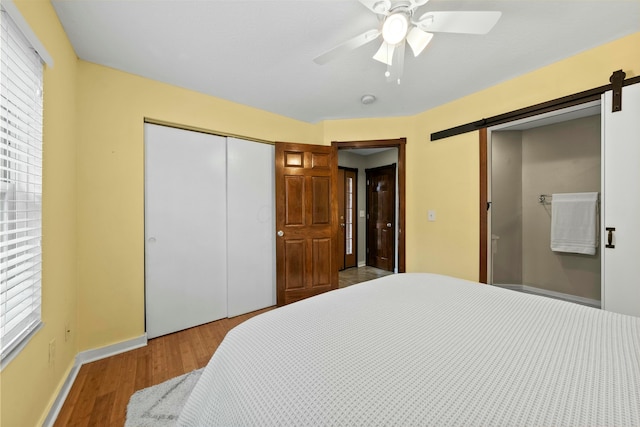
606;227;615;248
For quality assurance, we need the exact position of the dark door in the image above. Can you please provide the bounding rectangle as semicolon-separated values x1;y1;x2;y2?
366;164;396;272
275;142;338;306
338;167;358;270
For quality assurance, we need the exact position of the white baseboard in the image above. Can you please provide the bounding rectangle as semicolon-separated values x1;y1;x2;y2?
358;261;366;267
493;284;601;308
41;363;82;427
76;333;147;365
42;334;147;427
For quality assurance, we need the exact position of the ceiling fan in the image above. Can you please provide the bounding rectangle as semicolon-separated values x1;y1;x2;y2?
313;0;501;84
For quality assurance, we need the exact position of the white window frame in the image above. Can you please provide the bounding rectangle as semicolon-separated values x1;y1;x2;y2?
1;1;51;369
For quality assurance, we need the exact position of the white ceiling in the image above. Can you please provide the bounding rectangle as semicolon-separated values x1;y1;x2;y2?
51;0;640;124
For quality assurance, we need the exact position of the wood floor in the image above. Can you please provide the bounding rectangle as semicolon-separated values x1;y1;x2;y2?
54;268;389;426
53;307;272;427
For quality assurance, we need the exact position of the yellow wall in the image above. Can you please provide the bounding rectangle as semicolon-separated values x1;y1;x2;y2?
75;63;323;351
1;1;79;427
2;2;640;425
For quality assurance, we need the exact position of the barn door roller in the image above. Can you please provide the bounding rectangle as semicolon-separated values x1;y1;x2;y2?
610;70;626;113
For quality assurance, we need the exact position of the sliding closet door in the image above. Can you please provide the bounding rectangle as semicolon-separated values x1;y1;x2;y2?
226;138;275;317
602;83;640;317
145;124;227;338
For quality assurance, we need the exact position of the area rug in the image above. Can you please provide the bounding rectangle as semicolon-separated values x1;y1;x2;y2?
125;368;203;427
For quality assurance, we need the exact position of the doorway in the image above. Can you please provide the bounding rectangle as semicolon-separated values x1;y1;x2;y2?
483;102;602;306
332;138;406;287
275;140;402;304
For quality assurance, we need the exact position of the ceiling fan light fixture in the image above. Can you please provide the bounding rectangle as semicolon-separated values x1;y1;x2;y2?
406;27;433;56
373;41;395;65
382;13;409;45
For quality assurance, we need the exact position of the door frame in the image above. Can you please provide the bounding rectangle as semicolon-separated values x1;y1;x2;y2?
332;138;406;273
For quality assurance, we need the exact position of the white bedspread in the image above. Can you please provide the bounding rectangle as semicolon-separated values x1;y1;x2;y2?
177;273;640;426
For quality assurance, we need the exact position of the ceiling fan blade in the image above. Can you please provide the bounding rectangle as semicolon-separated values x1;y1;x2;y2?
359;0;391;15
386;41;405;84
313;29;380;65
373;41;395;66
416;11;502;34
406;27;433;57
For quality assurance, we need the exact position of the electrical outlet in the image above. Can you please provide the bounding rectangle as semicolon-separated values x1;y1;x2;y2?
65;322;71;342
49;338;56;366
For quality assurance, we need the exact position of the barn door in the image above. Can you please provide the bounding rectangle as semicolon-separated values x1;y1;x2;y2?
275;142;338;306
602;83;640;317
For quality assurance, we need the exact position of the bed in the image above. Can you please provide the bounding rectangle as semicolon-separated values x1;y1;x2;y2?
177;273;640;426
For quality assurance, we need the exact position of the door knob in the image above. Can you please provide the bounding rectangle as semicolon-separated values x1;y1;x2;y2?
277;230;284;237
340;223;345;227
387;223;392;228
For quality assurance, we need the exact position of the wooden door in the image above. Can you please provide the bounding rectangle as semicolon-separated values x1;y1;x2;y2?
275;142;338;306
366;164;396;272
602;83;640;317
338;167;358;270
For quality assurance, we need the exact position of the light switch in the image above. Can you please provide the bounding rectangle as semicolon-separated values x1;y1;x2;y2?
428;210;436;222
360;210;365;218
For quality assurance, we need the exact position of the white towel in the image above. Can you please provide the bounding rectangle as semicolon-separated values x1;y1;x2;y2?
550;192;598;255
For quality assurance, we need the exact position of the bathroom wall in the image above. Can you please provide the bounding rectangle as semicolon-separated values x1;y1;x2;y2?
521;115;601;300
492;115;601;300
491;131;523;284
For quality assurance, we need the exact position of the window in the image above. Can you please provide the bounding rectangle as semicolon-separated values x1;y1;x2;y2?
0;6;44;364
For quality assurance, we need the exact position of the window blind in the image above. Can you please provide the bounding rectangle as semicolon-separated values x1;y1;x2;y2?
0;7;44;362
